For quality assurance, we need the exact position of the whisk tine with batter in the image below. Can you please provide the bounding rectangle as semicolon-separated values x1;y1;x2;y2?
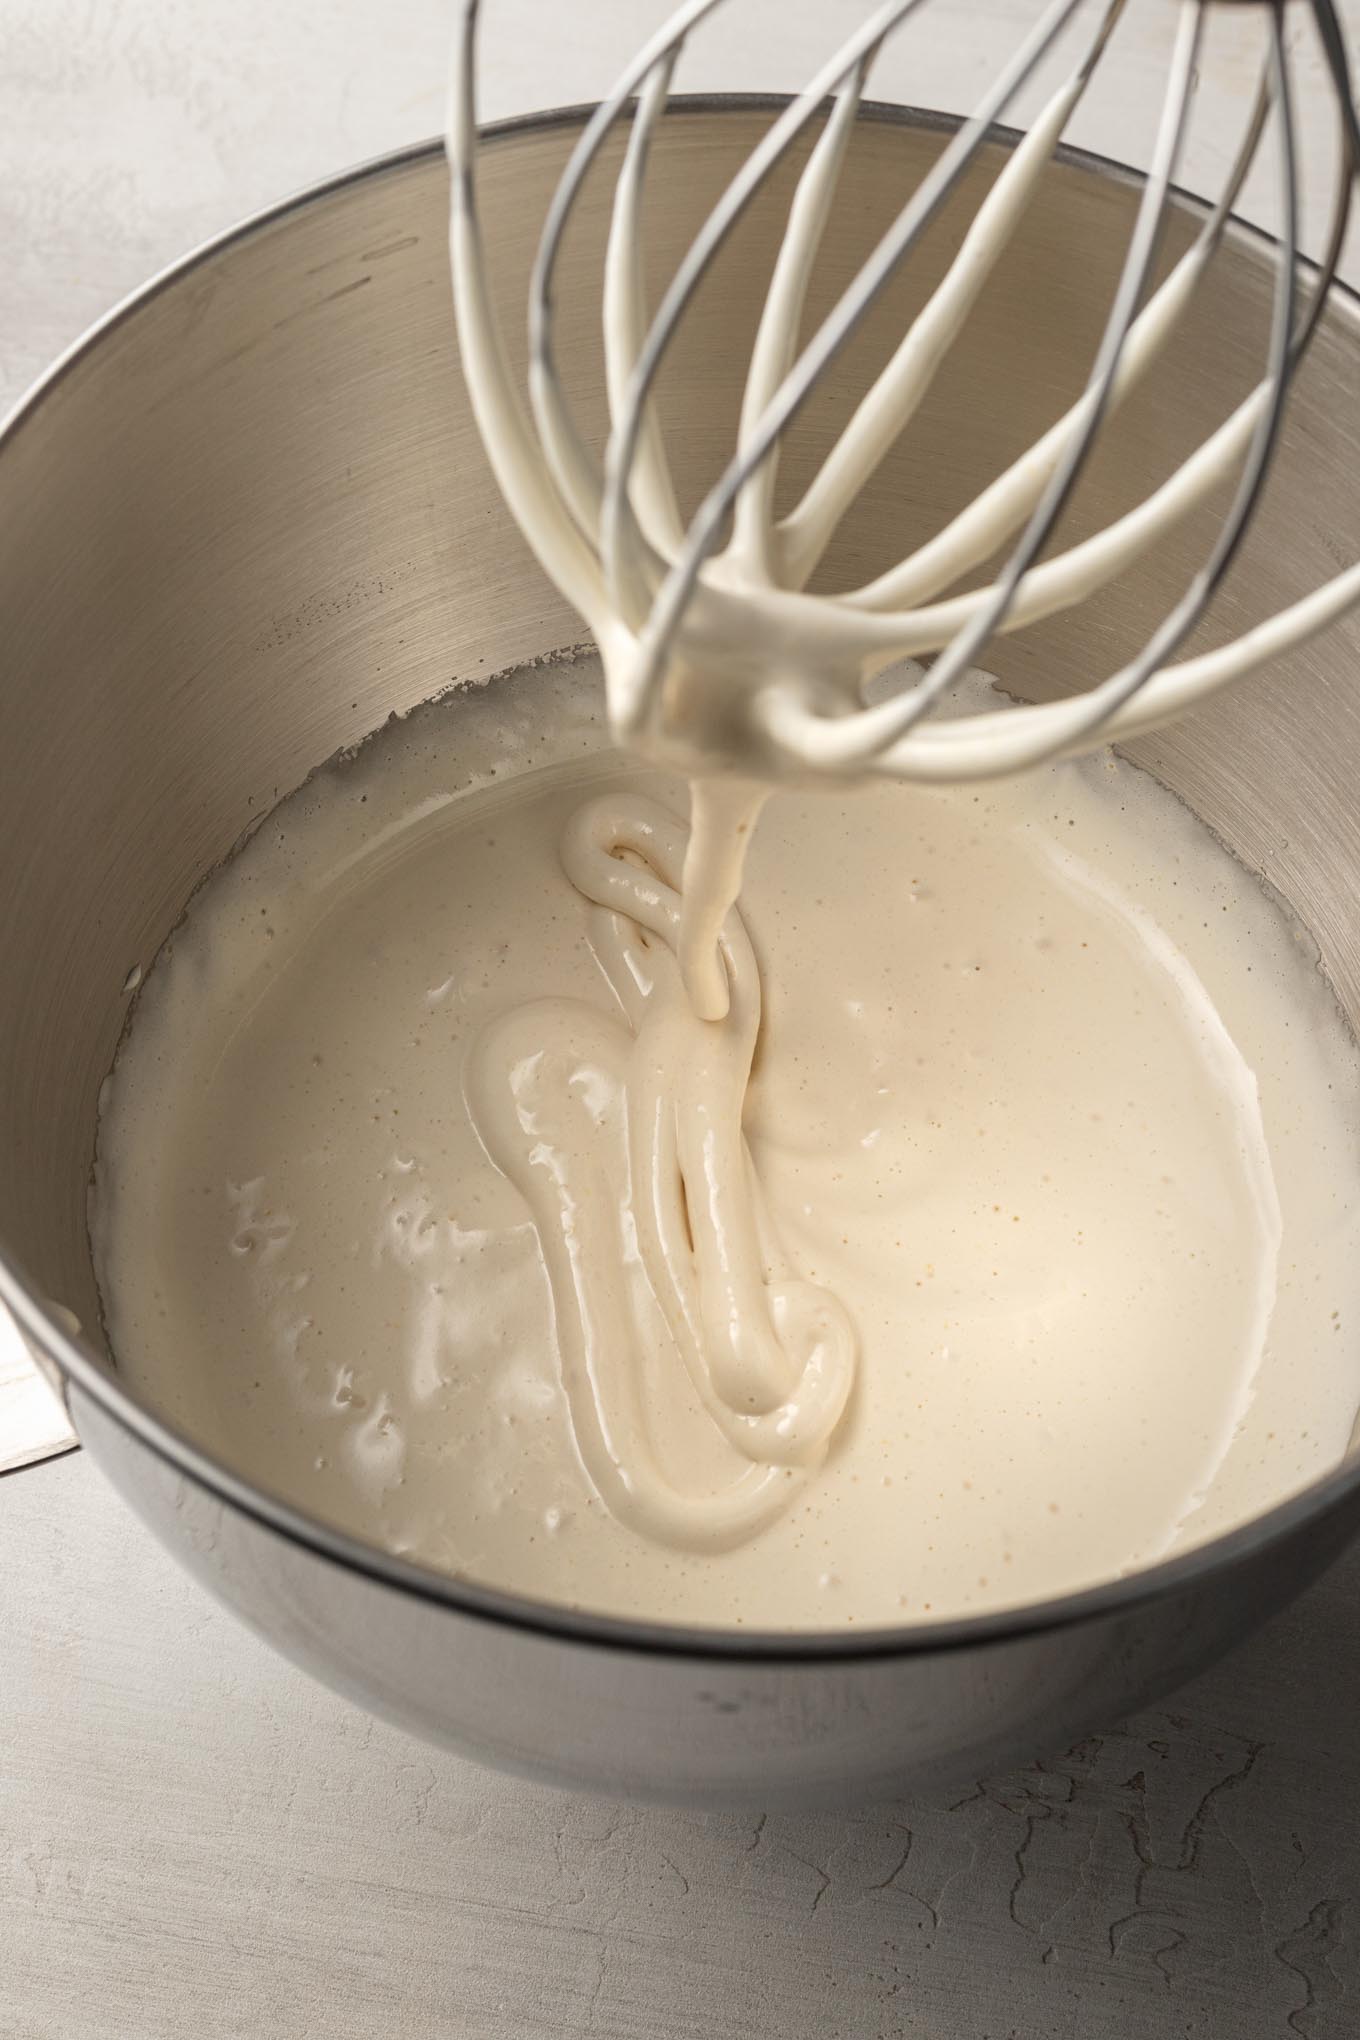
448;0;1360;1006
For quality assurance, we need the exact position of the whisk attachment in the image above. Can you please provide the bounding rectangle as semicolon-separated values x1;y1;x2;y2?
448;0;1360;787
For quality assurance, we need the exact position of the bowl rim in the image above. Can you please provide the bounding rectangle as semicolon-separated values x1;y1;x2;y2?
4;94;1359;1666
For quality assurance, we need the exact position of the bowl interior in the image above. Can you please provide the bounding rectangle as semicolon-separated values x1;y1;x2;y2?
3;103;1359;1495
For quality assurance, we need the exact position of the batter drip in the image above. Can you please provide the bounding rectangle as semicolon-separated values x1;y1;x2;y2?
467;793;854;1548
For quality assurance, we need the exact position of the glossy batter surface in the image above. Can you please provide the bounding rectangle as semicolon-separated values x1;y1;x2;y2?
92;659;1360;1627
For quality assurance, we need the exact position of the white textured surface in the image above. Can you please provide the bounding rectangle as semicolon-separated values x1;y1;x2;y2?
4;2;1360;2035
0;1309;74;1472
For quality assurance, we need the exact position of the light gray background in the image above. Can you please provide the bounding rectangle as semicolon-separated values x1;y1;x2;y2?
3;2;1360;2034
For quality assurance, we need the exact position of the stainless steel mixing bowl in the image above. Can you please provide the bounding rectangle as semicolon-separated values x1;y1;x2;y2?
4;103;1360;1809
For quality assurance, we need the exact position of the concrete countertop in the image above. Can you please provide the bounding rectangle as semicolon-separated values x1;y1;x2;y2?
3;3;1359;2033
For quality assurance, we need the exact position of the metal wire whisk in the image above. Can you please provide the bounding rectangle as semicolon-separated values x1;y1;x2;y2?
448;0;1360;785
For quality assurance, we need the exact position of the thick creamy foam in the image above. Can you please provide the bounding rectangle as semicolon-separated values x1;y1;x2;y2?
466;788;855;1551
92;658;1360;1628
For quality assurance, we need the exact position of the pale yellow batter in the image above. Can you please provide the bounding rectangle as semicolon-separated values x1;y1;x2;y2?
91;657;1360;1627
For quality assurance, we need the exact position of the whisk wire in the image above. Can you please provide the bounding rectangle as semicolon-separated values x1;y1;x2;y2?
621;0;1094;727
731;52;877;577
603;50;688;571
449;0;1360;788
842;61;1273;613
601;0;943;641
525;0;721;601
807;0;1207;769
777;0;1131;590
839;8;1302;783
447;0;608;624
